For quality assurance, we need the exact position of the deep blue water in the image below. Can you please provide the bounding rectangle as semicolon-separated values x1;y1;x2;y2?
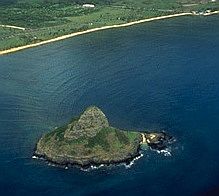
0;15;219;196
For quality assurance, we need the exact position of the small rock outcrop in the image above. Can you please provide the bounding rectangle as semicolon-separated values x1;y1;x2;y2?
143;132;174;150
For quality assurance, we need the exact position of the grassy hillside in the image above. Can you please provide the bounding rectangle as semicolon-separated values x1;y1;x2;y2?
37;126;141;164
0;0;218;51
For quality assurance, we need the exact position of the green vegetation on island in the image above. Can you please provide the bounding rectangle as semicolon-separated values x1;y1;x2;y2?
0;0;219;51
35;106;142;167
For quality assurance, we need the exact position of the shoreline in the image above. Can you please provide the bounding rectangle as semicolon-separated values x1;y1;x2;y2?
0;11;218;56
203;10;219;16
32;152;144;171
33;145;142;170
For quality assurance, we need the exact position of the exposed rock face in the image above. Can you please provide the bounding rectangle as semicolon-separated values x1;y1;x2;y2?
144;132;174;150
64;106;109;139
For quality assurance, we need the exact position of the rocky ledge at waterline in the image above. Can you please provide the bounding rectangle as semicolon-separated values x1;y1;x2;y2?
34;106;174;168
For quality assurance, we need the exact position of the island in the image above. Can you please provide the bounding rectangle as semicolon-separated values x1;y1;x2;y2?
34;106;173;168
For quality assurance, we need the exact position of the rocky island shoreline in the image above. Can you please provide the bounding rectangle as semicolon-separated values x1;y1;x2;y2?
34;106;173;169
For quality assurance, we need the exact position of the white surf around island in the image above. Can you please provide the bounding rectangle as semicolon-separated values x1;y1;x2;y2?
32;148;171;172
79;153;145;172
32;152;145;171
32;148;173;171
32;151;144;171
124;153;144;169
1;11;218;56
156;148;172;157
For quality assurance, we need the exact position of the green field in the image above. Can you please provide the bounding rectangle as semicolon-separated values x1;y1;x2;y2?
0;0;218;51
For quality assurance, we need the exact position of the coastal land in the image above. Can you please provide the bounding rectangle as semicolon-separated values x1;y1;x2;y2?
0;13;194;55
0;0;218;55
34;106;172;168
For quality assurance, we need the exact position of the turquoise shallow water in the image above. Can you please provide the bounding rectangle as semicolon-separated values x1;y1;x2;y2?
0;15;219;196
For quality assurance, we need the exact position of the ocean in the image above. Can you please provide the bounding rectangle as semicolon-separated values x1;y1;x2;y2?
0;15;219;196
